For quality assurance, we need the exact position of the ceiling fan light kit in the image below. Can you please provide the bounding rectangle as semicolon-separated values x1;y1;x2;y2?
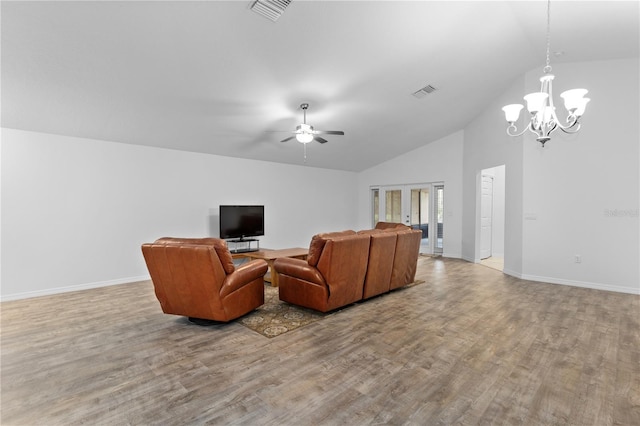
279;103;344;145
275;103;345;162
295;122;314;144
502;0;590;147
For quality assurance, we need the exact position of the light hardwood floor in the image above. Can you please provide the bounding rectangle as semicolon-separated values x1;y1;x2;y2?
1;257;639;425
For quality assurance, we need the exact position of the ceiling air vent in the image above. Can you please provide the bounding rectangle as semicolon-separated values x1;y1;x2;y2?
250;0;292;22
412;84;438;99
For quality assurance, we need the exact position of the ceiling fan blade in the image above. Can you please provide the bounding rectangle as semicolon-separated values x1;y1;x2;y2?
315;130;344;136
280;136;296;143
314;136;328;144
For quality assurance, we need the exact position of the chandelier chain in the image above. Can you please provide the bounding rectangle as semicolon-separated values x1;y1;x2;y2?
544;0;552;73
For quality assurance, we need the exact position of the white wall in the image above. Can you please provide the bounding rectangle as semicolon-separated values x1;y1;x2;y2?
1;129;358;300
521;58;639;294
356;131;464;258
462;76;525;273
463;57;639;294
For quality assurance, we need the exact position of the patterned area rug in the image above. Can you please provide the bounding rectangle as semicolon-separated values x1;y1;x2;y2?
239;280;425;338
238;285;326;338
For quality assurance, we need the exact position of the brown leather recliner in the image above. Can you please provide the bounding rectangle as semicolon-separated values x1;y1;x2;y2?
275;231;371;313
141;237;268;323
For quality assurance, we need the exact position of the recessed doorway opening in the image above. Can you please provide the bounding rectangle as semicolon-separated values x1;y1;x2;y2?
478;165;505;271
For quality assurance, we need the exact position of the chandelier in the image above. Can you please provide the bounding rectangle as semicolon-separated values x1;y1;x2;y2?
502;0;590;147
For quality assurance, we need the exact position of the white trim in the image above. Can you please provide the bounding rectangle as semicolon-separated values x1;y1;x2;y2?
507;271;639;295
442;252;461;259
502;268;523;279
479;264;639;295
0;275;151;302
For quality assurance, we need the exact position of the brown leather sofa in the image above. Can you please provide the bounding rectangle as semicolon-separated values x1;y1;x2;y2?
275;224;422;312
141;237;268;323
359;224;422;297
275;231;371;313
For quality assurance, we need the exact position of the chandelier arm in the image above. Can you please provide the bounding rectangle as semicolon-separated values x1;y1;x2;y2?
559;122;582;134
506;124;530;138
554;114;580;131
544;120;557;137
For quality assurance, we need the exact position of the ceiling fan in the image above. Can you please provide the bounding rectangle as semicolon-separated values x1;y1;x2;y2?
279;103;345;144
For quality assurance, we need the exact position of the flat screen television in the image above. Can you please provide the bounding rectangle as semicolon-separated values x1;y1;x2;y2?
219;205;264;241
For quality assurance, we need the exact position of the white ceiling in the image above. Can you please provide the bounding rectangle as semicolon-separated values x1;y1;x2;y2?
2;1;639;171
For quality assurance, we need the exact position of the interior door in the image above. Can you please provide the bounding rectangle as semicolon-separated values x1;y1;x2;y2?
480;175;493;259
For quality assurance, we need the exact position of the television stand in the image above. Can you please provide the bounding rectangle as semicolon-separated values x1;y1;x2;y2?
227;238;260;253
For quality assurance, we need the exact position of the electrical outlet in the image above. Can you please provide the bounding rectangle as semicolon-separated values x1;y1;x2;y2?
575;255;582;263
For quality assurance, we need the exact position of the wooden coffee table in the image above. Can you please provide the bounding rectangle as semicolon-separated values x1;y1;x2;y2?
241;248;308;287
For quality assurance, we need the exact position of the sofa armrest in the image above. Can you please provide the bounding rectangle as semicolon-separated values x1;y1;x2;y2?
220;259;268;297
274;257;325;285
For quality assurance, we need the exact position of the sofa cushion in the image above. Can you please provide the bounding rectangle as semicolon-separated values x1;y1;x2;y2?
357;229;383;235
211;239;236;275
307;230;356;266
374;222;410;230
390;229;422;289
361;231;397;299
154;237;235;274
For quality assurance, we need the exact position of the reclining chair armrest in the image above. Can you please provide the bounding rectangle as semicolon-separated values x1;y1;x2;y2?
221;259;268;297
274;258;325;285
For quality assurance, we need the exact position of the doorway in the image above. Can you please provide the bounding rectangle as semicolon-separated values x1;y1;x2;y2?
371;183;444;255
478;166;505;271
480;175;493;260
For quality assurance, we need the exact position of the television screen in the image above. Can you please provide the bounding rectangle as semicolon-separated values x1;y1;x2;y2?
219;205;264;240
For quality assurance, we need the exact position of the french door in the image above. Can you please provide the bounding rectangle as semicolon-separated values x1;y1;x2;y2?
371;183;444;254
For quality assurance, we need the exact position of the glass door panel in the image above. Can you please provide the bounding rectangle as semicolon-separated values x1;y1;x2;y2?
409;187;430;250
372;189;380;225
434;185;444;254
385;189;402;223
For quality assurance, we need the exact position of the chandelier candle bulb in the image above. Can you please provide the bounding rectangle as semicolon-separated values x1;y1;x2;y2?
573;98;590;117
524;92;550;114
560;89;589;114
502;104;524;123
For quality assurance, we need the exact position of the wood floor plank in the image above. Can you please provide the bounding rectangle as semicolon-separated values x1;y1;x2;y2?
1;257;639;425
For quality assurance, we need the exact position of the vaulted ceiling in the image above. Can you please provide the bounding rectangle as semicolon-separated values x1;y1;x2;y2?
2;1;638;171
